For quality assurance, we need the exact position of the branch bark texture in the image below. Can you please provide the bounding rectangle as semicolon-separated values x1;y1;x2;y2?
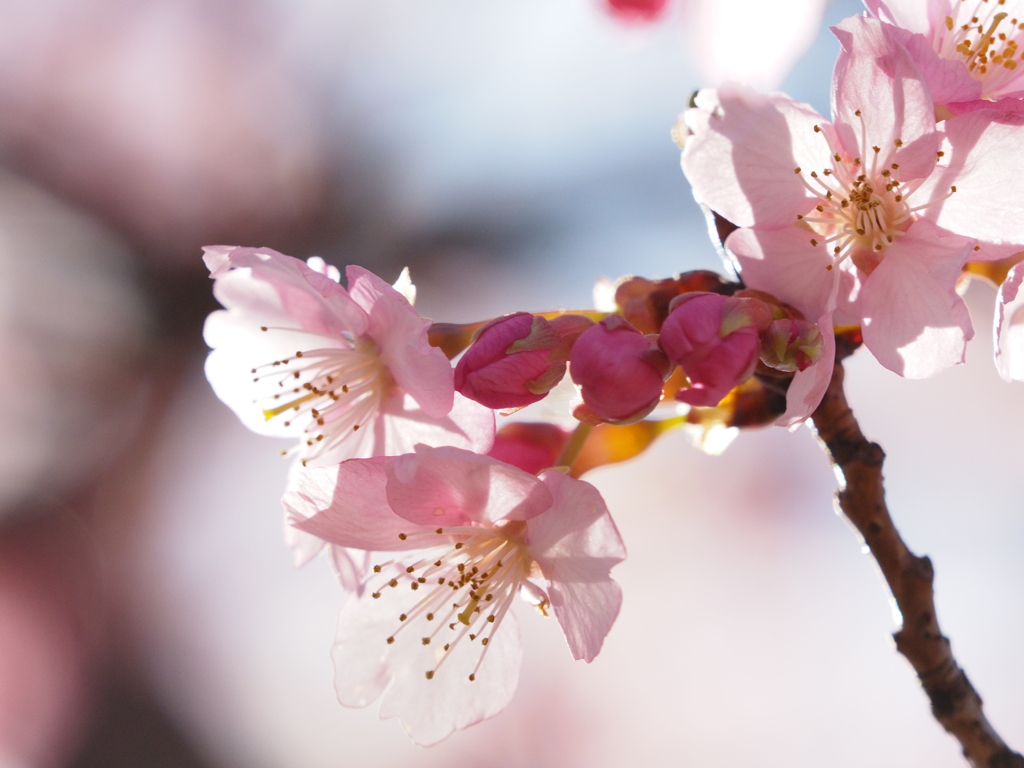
810;358;1023;768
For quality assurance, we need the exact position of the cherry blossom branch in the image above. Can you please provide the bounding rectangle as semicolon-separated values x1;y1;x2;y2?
809;348;1024;768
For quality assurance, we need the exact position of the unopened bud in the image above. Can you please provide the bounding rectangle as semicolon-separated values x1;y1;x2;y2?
455;312;593;409
569;315;671;424
759;318;824;373
658;292;772;407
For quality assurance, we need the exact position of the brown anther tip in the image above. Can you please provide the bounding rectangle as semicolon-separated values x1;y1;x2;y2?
974;245;981;251
418;577;426;584
794;167;802;174
796;214;804;219
398;533;407;540
810;239;819;246
389;579;398;588
387;636;395;644
951;185;957;192
455;542;463;549
406;566;415;573
400;613;407;621
469;634;476;641
295;351;303;357
353;425;360;431
813;124;821;132
468;674;475;682
426;671;434;680
372;592;381;599
444;643;450;651
421;637;430;645
827;264;834;271
481;638;489;646
426;613;434;621
411;582;419;591
260;326;268;331
938;150;945;157
855;109;862;116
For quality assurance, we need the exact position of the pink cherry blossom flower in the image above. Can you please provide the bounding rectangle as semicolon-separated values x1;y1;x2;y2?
569;315;671;423
865;0;1024;102
203;246;494;468
284;446;626;745
680;16;1024;419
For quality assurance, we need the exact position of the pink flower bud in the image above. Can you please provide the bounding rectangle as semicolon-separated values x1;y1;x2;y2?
760;318;824;373
569;315;670;424
658;292;772;407
488;422;569;475
455;312;592;409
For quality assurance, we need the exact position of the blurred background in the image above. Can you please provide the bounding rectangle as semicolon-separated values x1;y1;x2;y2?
0;0;1022;766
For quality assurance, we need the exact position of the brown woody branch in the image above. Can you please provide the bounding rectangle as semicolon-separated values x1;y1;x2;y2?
810;355;1023;768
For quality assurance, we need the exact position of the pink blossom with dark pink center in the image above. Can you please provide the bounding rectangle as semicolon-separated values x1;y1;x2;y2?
284;445;625;745
203;246;494;468
569;315;671;423
454;313;592;410
681;16;1024;420
658;292;772;407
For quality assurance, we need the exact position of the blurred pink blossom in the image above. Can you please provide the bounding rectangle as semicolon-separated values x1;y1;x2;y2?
284;445;625;745
605;0;828;91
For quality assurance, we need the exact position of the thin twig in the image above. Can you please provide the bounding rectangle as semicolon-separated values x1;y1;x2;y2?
810;355;1023;768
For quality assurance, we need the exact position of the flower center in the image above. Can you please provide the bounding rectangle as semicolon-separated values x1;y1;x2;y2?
793;117;956;274
935;0;1024;95
251;331;387;464
371;524;539;682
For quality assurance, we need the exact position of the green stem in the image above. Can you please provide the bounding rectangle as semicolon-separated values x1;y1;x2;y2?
554;422;594;470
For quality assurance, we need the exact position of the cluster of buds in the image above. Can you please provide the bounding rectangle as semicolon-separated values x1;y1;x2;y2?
447;279;824;426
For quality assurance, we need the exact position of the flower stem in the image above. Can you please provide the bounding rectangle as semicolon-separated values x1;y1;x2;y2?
810;357;1023;768
555;422;594;471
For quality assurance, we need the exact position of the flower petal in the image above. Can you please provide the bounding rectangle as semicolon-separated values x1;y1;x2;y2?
995;261;1024;381
919;107;1024;252
863;0;932;34
331;576;522;746
528;472;626;663
682;85;833;229
385;446;553;527
725;226;840;320
882;25;982;105
831;15;938;180
211;246;368;337
302;391;495;468
347;266;455;419
778;311;835;428
284;457;437;552
858;221;973;378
